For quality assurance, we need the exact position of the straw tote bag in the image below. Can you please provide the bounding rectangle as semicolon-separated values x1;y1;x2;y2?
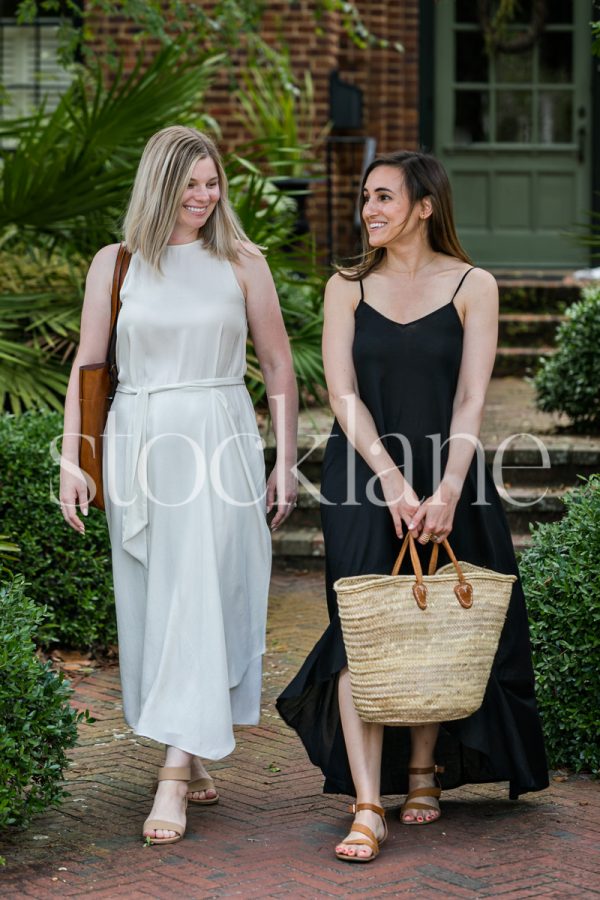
79;244;131;511
334;533;516;725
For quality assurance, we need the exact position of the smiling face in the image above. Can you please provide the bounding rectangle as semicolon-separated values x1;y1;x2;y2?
172;156;221;242
361;165;426;249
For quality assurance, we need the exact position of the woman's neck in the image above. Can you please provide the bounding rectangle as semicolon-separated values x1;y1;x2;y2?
167;225;201;246
381;241;437;278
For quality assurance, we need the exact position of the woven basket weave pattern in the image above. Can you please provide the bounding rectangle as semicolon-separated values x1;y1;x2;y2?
335;560;516;725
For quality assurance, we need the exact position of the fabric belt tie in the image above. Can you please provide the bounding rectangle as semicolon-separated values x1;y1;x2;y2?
114;377;245;566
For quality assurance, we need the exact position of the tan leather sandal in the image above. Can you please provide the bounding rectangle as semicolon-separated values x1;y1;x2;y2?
335;802;388;863
142;765;190;845
187;775;219;806
401;764;444;825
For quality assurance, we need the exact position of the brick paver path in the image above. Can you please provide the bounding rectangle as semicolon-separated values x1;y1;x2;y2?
2;565;599;898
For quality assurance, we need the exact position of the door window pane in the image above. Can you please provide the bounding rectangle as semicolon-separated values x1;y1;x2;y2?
455;90;490;143
547;0;573;24
539;91;572;143
496;90;533;142
496;45;533;83
455;31;488;83
539;32;573;84
1;8;72;122
455;0;478;24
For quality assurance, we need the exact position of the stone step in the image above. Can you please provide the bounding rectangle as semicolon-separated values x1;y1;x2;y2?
272;484;567;559
265;442;600;486
493;346;555;377
293;482;567;516
271;526;324;559
512;532;533;553
496;278;579;313
498;485;568;531
498;313;565;348
272;525;535;560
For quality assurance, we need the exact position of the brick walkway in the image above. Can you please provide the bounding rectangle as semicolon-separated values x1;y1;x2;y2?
2;565;599;898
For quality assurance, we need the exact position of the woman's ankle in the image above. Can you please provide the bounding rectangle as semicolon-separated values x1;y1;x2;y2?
164;745;193;768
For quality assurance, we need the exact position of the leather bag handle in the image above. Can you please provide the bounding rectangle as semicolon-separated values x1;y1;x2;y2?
107;244;132;397
391;533;473;611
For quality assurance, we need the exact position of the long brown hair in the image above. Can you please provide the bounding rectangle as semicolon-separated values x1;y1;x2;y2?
340;151;472;281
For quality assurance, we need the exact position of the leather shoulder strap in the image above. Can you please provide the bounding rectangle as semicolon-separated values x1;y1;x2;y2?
109;244;132;330
107;244;132;378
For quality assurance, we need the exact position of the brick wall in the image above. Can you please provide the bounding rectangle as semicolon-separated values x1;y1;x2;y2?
88;0;420;260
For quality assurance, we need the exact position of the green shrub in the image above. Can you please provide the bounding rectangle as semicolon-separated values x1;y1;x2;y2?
0;576;84;829
534;286;600;430
520;474;600;773
0;411;116;650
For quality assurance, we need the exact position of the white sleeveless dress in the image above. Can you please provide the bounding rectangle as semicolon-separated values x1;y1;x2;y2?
103;240;271;759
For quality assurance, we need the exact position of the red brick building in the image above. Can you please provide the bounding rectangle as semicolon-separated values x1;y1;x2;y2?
5;0;598;269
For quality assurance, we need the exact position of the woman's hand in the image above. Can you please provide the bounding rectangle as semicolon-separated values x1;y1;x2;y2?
408;478;462;544
60;467;89;534
266;461;298;531
379;469;421;538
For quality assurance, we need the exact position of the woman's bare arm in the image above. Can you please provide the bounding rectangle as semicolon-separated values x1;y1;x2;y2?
234;244;298;530
60;243;120;531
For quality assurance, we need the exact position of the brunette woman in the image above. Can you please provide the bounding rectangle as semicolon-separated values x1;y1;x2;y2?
277;151;547;863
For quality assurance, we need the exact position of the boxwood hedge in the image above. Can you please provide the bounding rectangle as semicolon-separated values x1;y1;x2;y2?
0;411;116;649
521;473;600;774
0;576;84;829
534;286;600;431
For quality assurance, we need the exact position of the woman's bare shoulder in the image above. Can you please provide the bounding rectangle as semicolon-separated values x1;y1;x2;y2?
87;243;121;280
236;239;265;262
325;271;362;306
465;265;497;289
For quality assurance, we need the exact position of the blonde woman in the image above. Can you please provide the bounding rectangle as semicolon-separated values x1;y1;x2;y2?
60;126;298;844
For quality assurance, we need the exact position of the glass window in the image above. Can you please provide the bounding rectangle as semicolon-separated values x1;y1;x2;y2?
495;45;533;83
455;0;478;24
496;90;533;142
457;0;572;27
0;7;72;120
538;91;572;143
539;32;573;84
454;90;490;143
455;30;488;83
547;0;573;25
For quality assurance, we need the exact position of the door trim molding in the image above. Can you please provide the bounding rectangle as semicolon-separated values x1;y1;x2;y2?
592;4;600;262
418;0;434;152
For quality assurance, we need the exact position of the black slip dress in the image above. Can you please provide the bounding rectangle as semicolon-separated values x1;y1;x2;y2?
276;267;549;800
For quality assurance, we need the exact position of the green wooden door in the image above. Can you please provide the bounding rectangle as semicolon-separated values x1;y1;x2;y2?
434;0;592;268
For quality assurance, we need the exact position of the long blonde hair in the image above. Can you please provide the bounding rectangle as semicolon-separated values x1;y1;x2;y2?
123;125;251;270
340;151;472;281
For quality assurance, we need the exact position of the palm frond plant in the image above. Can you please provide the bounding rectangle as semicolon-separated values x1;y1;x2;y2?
0;43;222;258
0;247;87;413
0;40;327;413
227;156;325;405
234;49;329;179
0;43;222;412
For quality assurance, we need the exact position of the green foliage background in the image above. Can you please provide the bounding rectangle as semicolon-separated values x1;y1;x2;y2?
0;576;84;829
0;30;326;414
534;287;600;431
0;412;115;649
520;474;600;774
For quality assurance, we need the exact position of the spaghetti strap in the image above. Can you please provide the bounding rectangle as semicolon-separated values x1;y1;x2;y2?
358;279;365;302
450;266;476;303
